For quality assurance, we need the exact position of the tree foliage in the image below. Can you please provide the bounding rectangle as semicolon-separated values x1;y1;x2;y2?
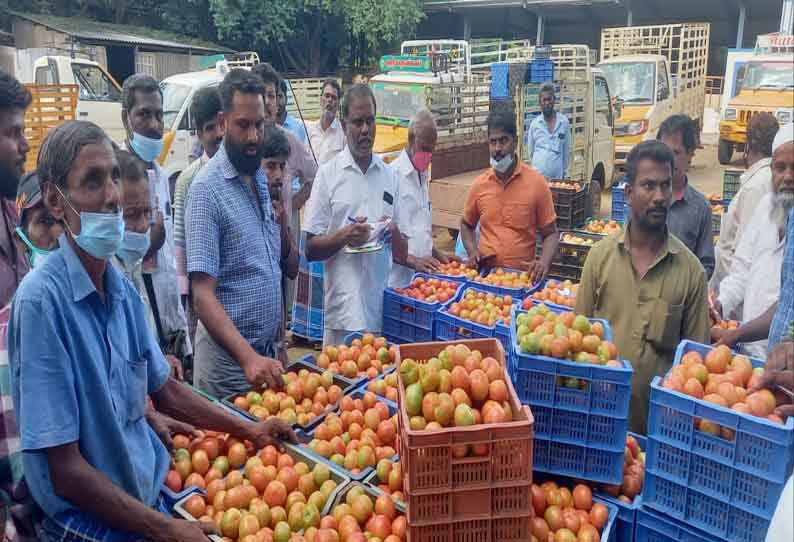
207;0;424;74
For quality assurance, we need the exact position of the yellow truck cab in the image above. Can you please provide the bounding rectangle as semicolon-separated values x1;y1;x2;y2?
718;33;794;164
598;23;710;178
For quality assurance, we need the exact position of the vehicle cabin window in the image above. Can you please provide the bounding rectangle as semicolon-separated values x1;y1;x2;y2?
656;61;670;102
594;76;613;127
72;64;120;102
35;65;56;85
735;64;747;95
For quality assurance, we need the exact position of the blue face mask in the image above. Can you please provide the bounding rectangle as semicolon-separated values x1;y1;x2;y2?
117;229;151;264
129;132;164;162
56;186;125;260
15;227;52;269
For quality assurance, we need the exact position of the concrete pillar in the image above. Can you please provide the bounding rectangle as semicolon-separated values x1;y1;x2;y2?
782;0;794;34
536;13;545;46
463;14;472;41
736;1;746;49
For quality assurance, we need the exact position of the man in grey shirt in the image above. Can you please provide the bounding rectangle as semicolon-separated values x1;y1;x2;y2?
657;115;715;278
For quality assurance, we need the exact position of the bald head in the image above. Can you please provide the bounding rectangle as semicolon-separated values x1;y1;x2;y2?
408;110;438;160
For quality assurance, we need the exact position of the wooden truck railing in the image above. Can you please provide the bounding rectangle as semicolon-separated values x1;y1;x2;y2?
23;84;79;173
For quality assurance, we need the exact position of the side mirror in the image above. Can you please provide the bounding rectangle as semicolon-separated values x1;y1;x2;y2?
613;97;624;118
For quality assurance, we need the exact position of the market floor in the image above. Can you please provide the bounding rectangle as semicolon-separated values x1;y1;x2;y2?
285;142;737;361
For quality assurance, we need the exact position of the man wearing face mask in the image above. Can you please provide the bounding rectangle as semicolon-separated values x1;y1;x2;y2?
460;109;559;283
527;82;570;181
121;74;191;363
8;119;296;542
13;172;63;271
389;110;452;287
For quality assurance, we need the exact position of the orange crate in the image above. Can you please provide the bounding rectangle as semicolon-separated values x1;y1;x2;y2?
396;339;534;495
404;481;533;525
408;513;532;542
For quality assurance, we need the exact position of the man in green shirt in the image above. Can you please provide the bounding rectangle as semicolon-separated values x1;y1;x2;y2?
576;140;710;432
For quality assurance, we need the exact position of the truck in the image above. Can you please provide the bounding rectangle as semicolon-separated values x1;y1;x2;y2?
159;52;332;182
599;23;710;178
23;83;79;174
30;56;125;143
718;33;794;164
428;44;616;234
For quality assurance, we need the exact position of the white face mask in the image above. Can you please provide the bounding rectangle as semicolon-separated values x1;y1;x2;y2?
490;153;514;174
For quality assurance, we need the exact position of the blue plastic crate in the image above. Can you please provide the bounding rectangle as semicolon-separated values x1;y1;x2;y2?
383;316;434;344
383;272;463;330
533;437;625;485
635;506;723;542
490;62;510;99
469;266;540;299
530;59;554;83
434;285;516;344
596;433;647;542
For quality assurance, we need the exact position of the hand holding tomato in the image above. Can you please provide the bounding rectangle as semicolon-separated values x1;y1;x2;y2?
246;417;298;452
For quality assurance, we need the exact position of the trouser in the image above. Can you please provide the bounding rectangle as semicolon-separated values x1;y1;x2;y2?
323;328;360;349
193;322;277;400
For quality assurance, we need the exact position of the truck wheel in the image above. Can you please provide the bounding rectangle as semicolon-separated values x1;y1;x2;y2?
718;140;733;165
586;180;602;220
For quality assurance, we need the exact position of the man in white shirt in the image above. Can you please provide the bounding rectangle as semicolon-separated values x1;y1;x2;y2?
713;113;779;289
306;79;346;166
714;125;794;358
303;85;407;346
389;110;451;287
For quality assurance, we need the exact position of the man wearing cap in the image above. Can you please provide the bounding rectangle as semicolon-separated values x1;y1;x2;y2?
711;123;794;359
13;172;63;270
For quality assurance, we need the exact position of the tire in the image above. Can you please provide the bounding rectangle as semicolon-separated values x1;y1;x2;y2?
718;139;733;165
586;180;602;220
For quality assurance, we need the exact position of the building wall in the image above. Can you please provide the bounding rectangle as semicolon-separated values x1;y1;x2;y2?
144;50;202;80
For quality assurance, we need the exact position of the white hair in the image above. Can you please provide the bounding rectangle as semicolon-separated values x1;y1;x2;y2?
408;109;437;135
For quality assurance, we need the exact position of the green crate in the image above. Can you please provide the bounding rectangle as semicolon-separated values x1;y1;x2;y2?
722;169;742;202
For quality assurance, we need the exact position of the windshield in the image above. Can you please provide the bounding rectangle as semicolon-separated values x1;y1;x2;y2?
600;62;656;104
371;82;426;124
72;64;120;102
741;61;794;90
160;82;192;130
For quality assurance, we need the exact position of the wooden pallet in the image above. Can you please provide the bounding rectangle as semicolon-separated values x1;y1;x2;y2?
23;84;79;173
286;77;340;122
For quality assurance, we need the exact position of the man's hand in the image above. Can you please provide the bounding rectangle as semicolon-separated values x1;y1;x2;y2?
153;519;217;542
166;355;184;381
714;326;741;348
242;354;285;391
146;410;200;451
342;219;371;247
272;199;285;226
246;418;299;452
410;255;441;274
523;259;549;285
748;342;794;419
709;299;723;324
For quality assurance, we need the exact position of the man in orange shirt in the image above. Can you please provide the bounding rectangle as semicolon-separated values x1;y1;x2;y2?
460;109;559;283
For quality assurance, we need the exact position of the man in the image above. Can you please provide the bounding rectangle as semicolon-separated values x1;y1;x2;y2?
527;82;570;180
575;140;710;433
460;109;559;282
0;71;30;307
307;79;346;166
303;84;407;346
389;110;451;287
186;69;288;398
656;114;715;277
262;127;299;281
121;74;191;362
13;172;63;269
711;127;793;358
277;78;308;144
174;87;224;306
713;113;779;288
9;119;295;541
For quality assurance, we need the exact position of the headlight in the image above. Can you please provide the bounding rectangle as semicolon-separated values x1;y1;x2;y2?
615;120;648;136
775;109;793;124
723;108;737;121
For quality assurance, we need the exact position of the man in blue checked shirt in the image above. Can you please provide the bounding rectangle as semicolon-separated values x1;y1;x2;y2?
9;120;296;542
527;82;570;181
187;69;295;399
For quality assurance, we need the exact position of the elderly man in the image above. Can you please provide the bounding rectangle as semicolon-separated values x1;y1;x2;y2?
657;114;715;277
713;113;779;288
389;110;451;286
10;119;295;542
527;82;570;181
121;74;191;365
712;123;794;358
576;140;710;433
186;69;290;399
460;109;558;281
303;84;407;346
307;79;345;166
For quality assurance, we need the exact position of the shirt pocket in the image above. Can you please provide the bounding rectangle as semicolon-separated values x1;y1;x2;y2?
502;202;532;232
123;356;149;424
645;299;684;352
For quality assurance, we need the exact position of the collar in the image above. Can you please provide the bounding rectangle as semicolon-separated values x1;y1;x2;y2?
617;222;681;255
394;149;418;178
321;117;341;133
743;157;772;179
673;178;690;201
200;151;210;165
60;233;125;304
339;146;381;175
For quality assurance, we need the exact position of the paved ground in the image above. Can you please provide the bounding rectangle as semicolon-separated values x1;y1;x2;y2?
285;141;740;358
